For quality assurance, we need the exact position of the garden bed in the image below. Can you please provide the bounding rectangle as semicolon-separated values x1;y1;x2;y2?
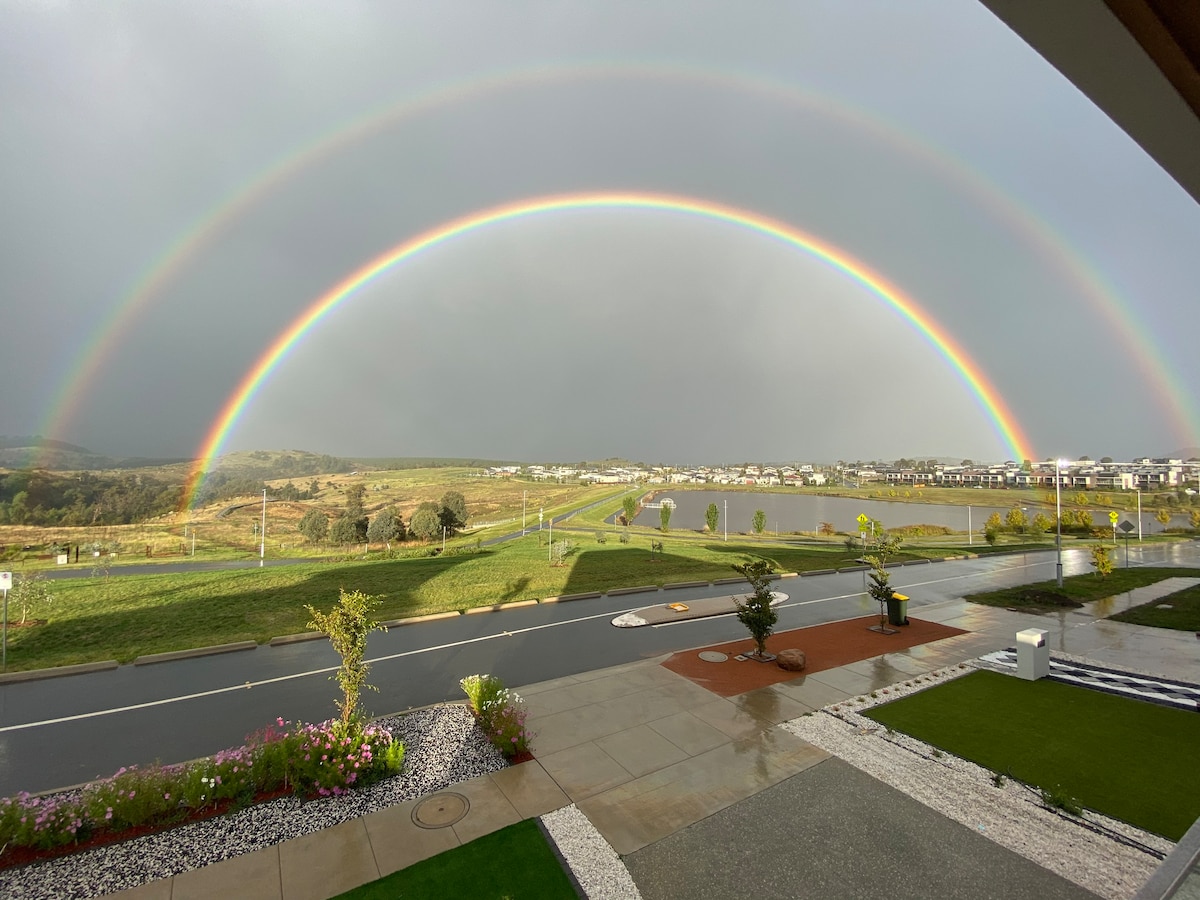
0;705;506;900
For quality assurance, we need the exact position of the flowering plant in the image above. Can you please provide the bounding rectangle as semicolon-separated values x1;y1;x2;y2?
461;675;534;758
0;716;404;856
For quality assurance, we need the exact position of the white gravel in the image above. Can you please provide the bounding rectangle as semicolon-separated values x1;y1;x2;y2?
0;705;507;900
782;661;1175;900
541;804;642;900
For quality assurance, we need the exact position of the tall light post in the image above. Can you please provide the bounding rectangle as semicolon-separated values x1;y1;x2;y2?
723;498;727;542
259;489;267;568
522;490;527;535
1137;488;1142;541
1055;459;1066;588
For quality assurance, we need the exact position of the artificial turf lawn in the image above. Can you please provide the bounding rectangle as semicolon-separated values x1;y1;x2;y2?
331;818;578;899
1110;581;1200;631
864;670;1200;840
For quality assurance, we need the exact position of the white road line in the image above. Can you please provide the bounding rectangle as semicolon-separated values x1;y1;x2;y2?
0;604;645;733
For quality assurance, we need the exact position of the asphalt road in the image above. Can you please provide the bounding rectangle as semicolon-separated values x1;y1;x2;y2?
1;542;1196;796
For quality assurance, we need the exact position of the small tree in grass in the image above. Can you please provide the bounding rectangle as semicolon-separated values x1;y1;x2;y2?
1156;507;1172;530
1090;543;1114;578
660;504;672;532
11;571;53;624
705;502;720;534
732;559;777;659
306;589;382;734
622;495;637;525
752;509;766;534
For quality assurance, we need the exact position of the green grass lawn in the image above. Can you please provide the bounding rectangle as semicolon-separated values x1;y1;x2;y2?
1110;581;1200;631
964;567;1194;609
4;533;881;671
864;670;1200;840
331;819;578;900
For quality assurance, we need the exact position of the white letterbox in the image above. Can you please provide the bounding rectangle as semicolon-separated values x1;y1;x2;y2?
1015;628;1049;681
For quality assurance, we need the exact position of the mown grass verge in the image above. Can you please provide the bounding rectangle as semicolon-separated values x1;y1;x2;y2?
331;818;578;899
7;535;876;671
1110;581;1200;631
864;670;1200;840
963;567;1193;610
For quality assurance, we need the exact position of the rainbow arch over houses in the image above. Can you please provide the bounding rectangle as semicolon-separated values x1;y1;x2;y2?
36;61;1198;466
181;191;1036;510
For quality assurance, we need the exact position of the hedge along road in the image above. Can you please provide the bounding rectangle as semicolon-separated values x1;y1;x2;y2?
17;542;1196;796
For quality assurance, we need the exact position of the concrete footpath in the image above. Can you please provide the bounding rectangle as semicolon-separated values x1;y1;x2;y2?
109;595;1198;900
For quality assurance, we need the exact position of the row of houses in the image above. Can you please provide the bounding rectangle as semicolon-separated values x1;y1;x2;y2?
864;458;1200;491
484;457;1198;493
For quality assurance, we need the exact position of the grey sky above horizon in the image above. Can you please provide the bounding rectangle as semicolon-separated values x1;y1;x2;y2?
2;1;1198;466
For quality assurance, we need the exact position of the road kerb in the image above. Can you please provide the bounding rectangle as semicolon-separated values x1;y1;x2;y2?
377;611;462;628
541;591;602;604
664;580;710;590
0;660;120;684
133;641;257;666
605;585;659;597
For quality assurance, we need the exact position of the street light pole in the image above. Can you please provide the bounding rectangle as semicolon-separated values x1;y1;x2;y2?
1137;488;1142;541
548;514;553;562
260;489;266;568
723;499;727;542
1055;460;1064;588
522;490;527;535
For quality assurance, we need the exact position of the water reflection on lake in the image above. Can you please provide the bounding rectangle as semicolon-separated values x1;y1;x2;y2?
630;489;1179;534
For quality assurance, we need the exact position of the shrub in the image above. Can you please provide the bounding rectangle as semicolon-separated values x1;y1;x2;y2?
1090;543;1114;578
732;559;777;658
460;675;534;758
460;674;506;716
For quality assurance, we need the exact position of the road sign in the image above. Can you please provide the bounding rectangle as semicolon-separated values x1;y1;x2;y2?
0;572;9;591
1109;511;1119;524
1118;520;1135;533
856;513;869;527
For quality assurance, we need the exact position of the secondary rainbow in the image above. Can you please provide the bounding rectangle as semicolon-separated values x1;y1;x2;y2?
40;61;1198;465
182;192;1034;509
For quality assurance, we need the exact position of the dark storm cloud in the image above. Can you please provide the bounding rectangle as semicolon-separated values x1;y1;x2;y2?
2;1;1197;463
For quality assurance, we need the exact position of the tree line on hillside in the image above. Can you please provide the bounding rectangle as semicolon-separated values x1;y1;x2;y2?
297;486;470;547
0;469;182;526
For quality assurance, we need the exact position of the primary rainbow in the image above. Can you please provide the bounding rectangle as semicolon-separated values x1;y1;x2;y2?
182;192;1034;508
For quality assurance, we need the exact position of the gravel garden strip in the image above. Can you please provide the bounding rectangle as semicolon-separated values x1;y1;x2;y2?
783;659;1174;900
0;705;506;900
541;804;642;900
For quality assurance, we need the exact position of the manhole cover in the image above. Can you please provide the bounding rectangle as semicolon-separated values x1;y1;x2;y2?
412;792;469;828
699;651;728;663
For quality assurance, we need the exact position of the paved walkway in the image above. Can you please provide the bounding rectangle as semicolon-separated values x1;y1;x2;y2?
107;595;1199;900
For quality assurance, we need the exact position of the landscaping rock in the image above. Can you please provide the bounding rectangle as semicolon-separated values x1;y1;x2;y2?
777;649;806;671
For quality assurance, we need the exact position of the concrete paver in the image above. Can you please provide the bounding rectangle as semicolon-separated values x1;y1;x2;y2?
730;685;814;724
594;723;691;777
279;819;379;900
646;709;733;755
447;772;523;844
537;741;634;801
362;798;461;877
172;846;281;900
487;759;571;818
576;726;829;855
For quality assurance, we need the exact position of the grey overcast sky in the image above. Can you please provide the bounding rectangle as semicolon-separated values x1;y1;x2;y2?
2;1;1198;465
